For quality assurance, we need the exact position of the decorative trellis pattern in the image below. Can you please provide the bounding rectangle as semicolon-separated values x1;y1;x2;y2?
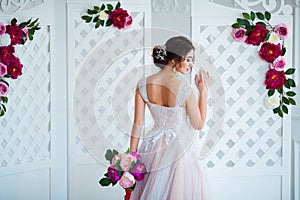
72;12;145;158
198;25;283;168
0;26;51;168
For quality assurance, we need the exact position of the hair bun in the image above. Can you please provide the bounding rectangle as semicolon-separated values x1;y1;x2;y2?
152;45;167;68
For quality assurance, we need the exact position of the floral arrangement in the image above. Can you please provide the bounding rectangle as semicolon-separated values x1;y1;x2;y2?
0;18;40;117
99;148;146;200
231;11;296;117
81;1;132;30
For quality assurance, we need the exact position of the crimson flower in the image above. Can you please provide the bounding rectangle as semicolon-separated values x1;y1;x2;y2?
5;24;23;45
259;42;281;63
0;45;15;66
245;24;268;46
109;8;132;29
7;55;23;79
107;166;122;183
264;69;286;90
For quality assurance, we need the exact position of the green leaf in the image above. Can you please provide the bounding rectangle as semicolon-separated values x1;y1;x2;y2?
2;97;8;103
268;90;275;97
273;106;280;114
277;88;283;94
115;2;121;9
94;6;100;11
288;79;296;87
242;12;250;20
99;177;112;186
107;4;113;11
237;18;250;27
105;149;114;162
285;68;295;75
256;22;266;27
289;98;296;105
265;11;271;21
283;96;289;105
250;11;255;21
28;34;33;40
100;20;104;26
232;23;241;28
100;4;105;10
113;149;119;156
284;80;290;89
29;18;39;27
281;47;286;56
286;91;296;97
282;104;288;114
82;15;92;23
19;22;27;29
106;18;112;26
11;18;17;25
87;9;97;15
278;109;283;117
256;12;265;20
93;15;100;23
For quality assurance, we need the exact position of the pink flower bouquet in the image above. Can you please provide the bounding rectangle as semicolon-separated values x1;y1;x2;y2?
0;18;40;117
99;148;146;199
231;11;296;117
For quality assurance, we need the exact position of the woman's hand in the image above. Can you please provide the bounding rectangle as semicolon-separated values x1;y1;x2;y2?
195;69;209;94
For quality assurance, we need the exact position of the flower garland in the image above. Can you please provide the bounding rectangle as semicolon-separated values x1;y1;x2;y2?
81;1;132;30
99;148;146;200
231;11;296;118
0;18;40;117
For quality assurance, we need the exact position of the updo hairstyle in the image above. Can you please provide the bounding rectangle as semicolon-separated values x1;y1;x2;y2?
152;36;195;69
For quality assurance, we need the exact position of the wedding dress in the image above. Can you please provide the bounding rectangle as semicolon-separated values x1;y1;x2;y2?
129;77;207;200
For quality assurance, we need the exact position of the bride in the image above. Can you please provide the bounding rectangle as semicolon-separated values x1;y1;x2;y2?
129;36;210;200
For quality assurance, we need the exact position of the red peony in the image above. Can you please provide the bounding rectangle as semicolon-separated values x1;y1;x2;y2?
5;24;23;45
259;42;281;63
0;45;15;66
109;8;132;29
264;69;286;90
7;55;23;79
245;24;269;46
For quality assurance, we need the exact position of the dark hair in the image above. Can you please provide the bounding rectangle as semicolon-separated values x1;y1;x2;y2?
152;36;195;69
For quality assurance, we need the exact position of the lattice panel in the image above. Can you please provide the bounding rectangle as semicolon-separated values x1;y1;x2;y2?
0;26;51;168
198;25;283;168
72;12;145;158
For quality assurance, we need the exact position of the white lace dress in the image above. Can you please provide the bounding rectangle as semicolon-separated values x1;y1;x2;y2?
129;78;207;200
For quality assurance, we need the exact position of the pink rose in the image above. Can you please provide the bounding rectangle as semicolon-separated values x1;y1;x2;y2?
120;153;137;171
22;27;29;41
0;23;6;37
259;42;281;63
119;172;135;189
0;62;7;76
274;23;288;39
245;24;268;46
111;153;122;165
109;8;132;29
0;81;9;96
271;56;286;71
231;28;247;42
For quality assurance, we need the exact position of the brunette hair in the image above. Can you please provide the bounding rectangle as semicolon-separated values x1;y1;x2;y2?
152;36;195;69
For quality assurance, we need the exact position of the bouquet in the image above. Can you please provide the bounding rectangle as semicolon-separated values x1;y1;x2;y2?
99;148;146;200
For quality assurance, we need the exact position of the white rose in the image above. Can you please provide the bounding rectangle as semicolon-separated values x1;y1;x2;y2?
99;10;108;20
0;33;11;47
268;32;280;44
264;95;279;109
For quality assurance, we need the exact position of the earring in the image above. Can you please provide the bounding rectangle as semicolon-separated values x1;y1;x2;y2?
172;67;176;73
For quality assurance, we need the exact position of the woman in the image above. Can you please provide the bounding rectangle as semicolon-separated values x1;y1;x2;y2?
129;36;209;200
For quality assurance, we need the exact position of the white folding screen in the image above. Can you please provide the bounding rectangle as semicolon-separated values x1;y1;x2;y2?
191;1;293;200
67;1;151;199
0;0;55;199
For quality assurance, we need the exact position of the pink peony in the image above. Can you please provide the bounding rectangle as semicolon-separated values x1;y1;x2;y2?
264;69;286;90
271;56;286;71
245;24;269;46
0;81;9;96
5;24;23;45
0;45;15;65
7;55;23;79
259;42;281;63
119;172;135;189
109;8;132;29
0;62;7;77
231;28;247;42
0;23;6;37
120;153;137;171
111;153;122;165
274;23;288;39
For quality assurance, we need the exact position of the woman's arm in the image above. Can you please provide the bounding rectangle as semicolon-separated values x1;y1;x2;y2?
130;88;146;152
186;70;209;130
